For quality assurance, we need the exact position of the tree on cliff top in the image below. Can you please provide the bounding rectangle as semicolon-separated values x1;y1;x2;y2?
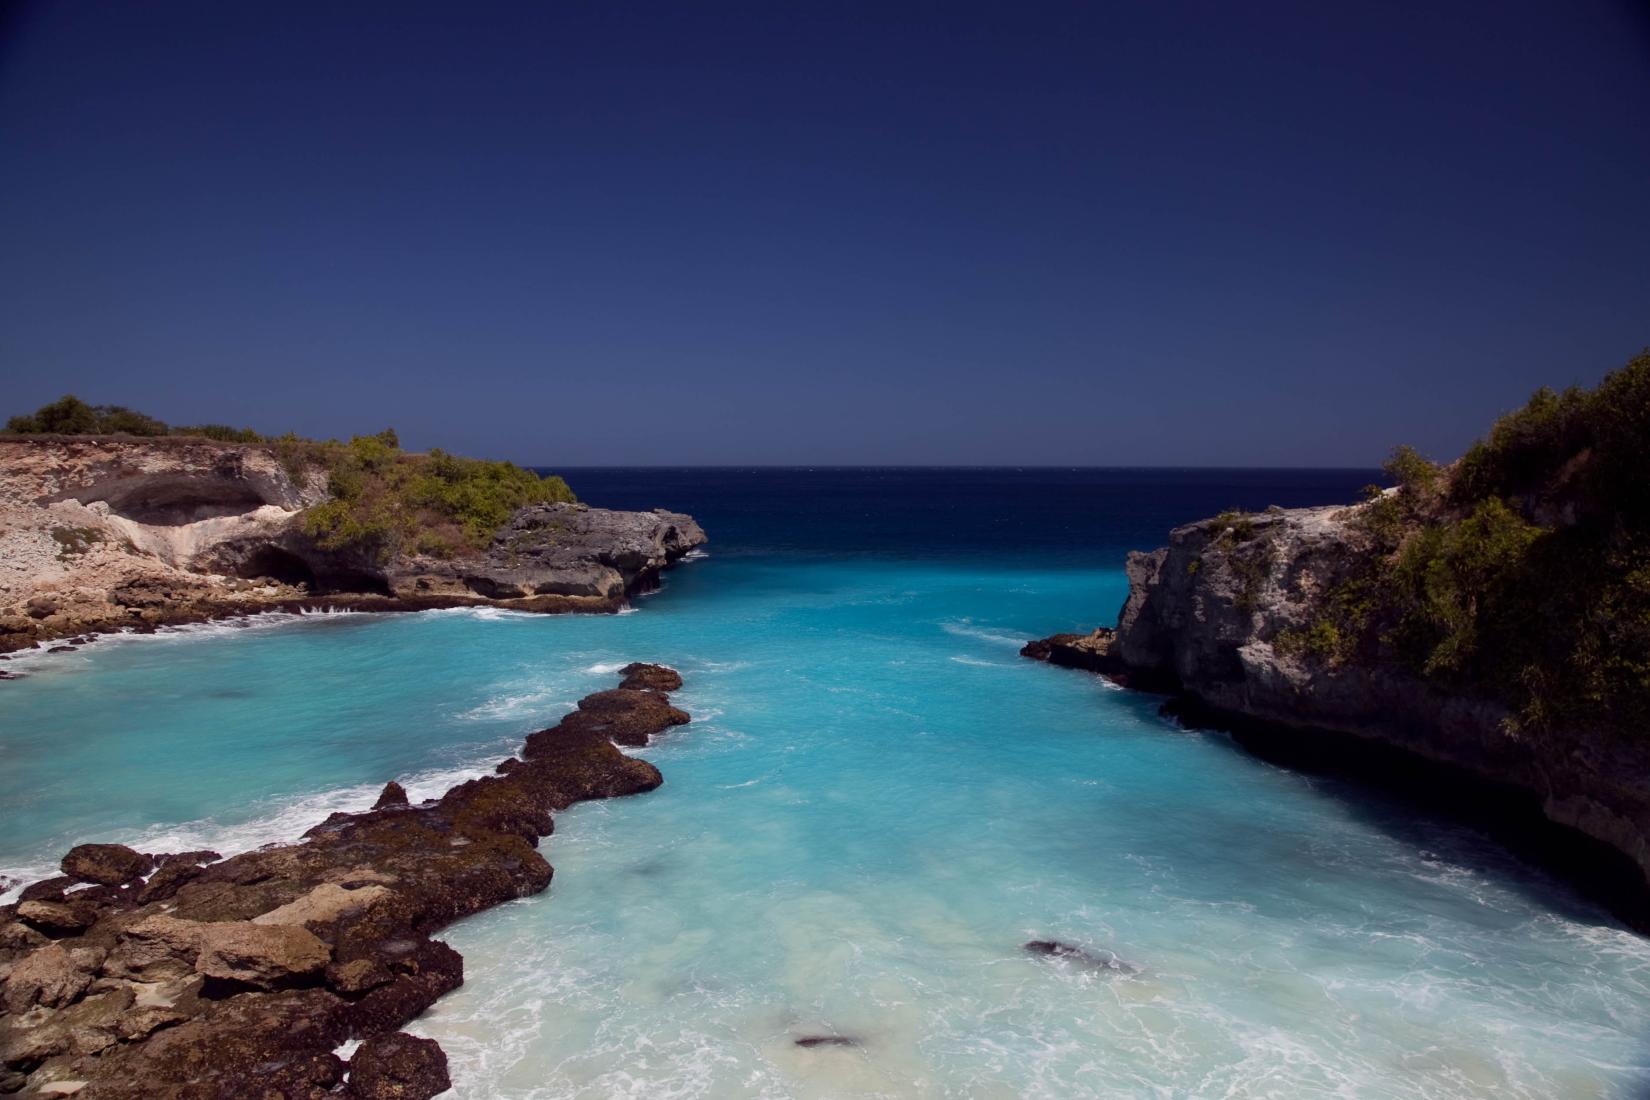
6;394;169;436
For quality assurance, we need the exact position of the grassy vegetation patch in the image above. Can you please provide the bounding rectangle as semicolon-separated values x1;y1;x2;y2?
295;430;575;561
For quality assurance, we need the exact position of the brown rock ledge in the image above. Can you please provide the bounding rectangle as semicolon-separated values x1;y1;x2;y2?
0;665;690;1098
1019;628;1170;692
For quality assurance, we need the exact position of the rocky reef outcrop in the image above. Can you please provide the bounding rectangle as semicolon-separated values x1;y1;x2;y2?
0;666;690;1097
1025;501;1650;924
0;437;705;654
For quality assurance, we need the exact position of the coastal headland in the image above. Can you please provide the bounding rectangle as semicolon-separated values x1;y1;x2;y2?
1024;353;1650;928
0;664;690;1098
0;433;706;657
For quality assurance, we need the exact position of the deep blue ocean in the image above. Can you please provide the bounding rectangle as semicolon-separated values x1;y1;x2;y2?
3;469;1647;1099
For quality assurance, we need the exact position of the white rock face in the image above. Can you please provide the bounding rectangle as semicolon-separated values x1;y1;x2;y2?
0;437;326;641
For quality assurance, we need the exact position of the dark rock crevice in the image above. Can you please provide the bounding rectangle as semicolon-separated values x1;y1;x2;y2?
232;545;317;588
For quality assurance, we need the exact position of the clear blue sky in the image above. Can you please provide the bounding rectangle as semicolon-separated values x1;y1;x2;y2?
2;1;1647;466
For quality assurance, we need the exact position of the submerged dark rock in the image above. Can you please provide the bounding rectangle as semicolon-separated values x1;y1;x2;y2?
0;667;690;1097
1024;940;1139;975
795;1035;860;1048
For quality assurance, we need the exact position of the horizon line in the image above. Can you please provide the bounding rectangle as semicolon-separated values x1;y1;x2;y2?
532;463;1388;472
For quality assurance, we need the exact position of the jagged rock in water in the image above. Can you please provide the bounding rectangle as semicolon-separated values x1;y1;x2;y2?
525;686;690;751
0;666;691;1097
372;781;410;810
618;662;684;692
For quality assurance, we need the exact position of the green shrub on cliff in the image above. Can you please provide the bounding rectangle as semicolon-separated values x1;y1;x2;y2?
1292;350;1650;736
301;431;575;560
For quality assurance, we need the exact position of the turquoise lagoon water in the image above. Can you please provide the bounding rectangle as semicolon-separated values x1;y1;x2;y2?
2;469;1648;1099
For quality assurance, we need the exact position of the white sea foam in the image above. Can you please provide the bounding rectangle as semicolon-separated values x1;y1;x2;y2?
0;612;374;681
692;660;750;673
446;606;540;621
939;620;1028;647
460;690;574;723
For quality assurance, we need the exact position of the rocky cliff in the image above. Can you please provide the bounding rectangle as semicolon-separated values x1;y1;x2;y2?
1025;495;1650;922
0;437;705;653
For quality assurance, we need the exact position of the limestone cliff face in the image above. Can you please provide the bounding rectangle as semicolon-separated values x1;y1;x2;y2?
1108;500;1650;896
0;437;705;652
0;437;324;647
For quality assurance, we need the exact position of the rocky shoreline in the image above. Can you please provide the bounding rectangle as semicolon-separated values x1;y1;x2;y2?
1024;499;1650;930
0;437;706;657
0;665;691;1097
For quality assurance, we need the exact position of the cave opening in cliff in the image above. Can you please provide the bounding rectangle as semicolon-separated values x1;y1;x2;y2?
80;477;270;526
235;545;317;589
